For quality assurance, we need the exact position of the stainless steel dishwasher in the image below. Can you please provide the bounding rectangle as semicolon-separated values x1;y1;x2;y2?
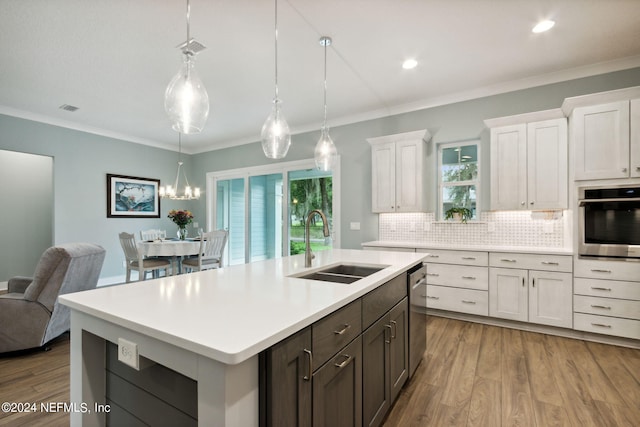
408;263;427;378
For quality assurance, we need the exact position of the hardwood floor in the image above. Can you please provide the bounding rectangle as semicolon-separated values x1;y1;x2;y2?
0;318;638;427
0;333;70;427
385;316;640;427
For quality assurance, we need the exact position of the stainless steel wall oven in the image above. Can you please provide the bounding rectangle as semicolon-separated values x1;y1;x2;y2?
578;185;640;260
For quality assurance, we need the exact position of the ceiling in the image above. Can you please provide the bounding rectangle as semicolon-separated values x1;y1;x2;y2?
1;1;640;154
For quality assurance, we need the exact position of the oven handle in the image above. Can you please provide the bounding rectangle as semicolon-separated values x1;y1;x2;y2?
579;197;640;206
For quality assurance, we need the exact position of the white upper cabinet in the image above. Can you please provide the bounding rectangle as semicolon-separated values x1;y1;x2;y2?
572;101;630;180
562;87;640;180
486;110;567;210
368;130;430;213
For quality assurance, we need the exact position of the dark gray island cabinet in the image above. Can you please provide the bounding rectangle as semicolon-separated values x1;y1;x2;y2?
260;273;410;427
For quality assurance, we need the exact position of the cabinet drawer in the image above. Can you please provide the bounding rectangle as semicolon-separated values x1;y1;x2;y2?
574;258;640;282
410;282;427;308
313;299;362;369
574;313;640;340
425;264;488;290
362;273;407;329
418;249;488;266
425;285;488;316
574;295;640;321
574;278;640;300
490;252;572;272
363;246;416;253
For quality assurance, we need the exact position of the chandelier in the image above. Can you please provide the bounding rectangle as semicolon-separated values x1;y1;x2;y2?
159;133;200;200
164;0;209;134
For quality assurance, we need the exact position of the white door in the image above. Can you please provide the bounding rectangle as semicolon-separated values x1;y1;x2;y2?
573;101;630;180
528;271;573;328
489;267;528;322
490;124;527;210
371;142;396;213
527;118;568;210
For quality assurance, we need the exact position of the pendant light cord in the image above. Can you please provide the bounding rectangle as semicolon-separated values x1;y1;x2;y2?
274;0;279;100
185;0;191;54
322;40;328;130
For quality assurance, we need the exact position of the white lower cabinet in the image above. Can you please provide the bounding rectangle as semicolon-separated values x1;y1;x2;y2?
419;249;489;316
573;258;640;340
489;253;573;328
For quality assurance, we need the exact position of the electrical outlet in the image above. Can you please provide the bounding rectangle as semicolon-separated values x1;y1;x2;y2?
409;222;416;232
487;222;495;232
118;338;139;370
543;222;554;234
192;222;199;228
423;221;431;232
350;222;361;230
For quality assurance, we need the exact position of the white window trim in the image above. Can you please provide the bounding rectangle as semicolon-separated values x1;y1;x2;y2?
205;157;341;263
437;140;480;220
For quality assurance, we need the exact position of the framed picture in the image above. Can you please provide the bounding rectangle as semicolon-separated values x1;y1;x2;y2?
107;174;160;218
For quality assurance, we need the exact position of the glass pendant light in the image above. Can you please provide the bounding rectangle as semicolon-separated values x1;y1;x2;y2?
164;0;209;134
261;0;291;159
314;36;337;171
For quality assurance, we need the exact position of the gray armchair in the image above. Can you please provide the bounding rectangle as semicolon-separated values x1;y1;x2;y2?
0;243;106;353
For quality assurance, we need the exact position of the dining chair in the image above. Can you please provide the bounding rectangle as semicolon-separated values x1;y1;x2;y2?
119;232;172;283
140;229;166;241
182;230;228;273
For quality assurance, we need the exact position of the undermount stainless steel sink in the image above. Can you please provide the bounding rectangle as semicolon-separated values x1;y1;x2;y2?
291;263;387;284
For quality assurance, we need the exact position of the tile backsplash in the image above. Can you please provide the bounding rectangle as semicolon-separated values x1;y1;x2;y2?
378;211;570;248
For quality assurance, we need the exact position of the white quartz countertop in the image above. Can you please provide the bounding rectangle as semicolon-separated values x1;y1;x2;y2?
362;240;573;256
59;249;426;365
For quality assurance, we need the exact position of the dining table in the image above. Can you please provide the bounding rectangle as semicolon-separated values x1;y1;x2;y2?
137;238;202;274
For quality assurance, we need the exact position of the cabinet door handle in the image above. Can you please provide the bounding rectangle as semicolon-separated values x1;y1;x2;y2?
530;201;534;205
334;354;353;369
622;168;628;173
591;269;612;273
590;304;612;310
532;278;535;287
303;349;313;381
590;286;612;291
427;254;440;258
420;293;428;298
501;258;517;263
333;324;351;335
461;300;477;305
462;276;476;280
385;324;392;344
390;320;397;339
461;256;476;260
591;323;612;329
426;295;439;300
427;273;439;277
522;277;525;287
520;201;526;206
541;261;559;265
636;166;640;172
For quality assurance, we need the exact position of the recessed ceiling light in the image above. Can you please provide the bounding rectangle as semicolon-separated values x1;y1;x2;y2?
532;19;555;33
402;59;418;70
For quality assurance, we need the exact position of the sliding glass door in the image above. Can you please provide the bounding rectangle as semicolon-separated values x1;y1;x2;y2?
210;159;339;266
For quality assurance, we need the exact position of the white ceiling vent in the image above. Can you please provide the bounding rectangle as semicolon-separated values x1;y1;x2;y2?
59;104;79;112
177;38;207;55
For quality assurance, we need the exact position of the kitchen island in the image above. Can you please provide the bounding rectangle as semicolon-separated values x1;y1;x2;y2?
59;249;426;426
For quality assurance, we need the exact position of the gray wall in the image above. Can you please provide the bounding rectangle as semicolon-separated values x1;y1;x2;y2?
0;150;53;282
1;67;640;281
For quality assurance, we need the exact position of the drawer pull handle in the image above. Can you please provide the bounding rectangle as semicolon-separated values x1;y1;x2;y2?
303;349;313;381
591;323;612;328
541;261;559;265
590;304;611;310
590;287;612;291
462;276;476;280
333;324;351;335
591;269;612;273
420;293;428;298
427;295;439;300
501;259;517;262
427;254;440;258
334;354;352;369
462;257;476;260
461;300;477;305
427;273;440;277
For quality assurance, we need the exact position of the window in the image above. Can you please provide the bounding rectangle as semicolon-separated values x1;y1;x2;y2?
438;141;479;220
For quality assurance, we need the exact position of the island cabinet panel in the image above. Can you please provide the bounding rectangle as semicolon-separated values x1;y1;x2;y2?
362;298;409;427
105;342;197;427
260;271;411;427
313;336;363;427
260;327;312;427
